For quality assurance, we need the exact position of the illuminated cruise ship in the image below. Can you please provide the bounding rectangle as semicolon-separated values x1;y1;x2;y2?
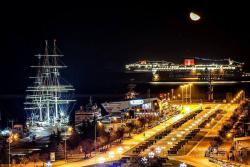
125;57;249;82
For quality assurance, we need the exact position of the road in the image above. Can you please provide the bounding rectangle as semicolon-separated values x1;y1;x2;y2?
139;103;220;158
170;103;238;167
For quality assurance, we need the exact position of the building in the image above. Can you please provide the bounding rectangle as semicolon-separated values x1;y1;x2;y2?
75;105;101;125
101;98;159;114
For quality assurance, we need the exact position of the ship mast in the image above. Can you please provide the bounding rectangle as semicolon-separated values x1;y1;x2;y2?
24;40;75;128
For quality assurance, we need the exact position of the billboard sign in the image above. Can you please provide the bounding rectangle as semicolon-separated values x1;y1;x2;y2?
129;99;144;106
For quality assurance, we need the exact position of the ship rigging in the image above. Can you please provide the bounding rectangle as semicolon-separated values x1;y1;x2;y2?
24;40;76;131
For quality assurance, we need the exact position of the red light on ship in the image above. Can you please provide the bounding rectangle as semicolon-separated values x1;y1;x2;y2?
184;59;195;65
140;60;147;64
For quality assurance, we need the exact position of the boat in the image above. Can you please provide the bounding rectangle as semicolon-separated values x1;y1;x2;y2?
125;57;250;82
24;40;76;137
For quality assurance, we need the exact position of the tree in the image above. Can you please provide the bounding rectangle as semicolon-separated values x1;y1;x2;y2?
116;127;125;142
139;117;147;129
126;122;135;137
68;130;81;149
0;137;8;164
81;139;94;158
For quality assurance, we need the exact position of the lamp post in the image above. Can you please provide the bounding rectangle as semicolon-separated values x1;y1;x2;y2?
94;118;97;165
181;86;184;104
189;83;192;103
117;146;123;159
171;89;174;100
95;121;102;165
64;126;73;162
7;133;18;167
185;85;188;104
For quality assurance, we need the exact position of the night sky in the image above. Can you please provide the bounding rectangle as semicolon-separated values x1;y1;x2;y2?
0;1;250;124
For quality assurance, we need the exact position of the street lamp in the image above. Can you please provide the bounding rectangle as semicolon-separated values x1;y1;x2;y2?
148;151;155;159
155;146;162;155
64;126;73;162
98;157;105;164
7;133;19;167
180;86;184;104
189;83;192;103
180;162;187;167
108;151;115;159
171;89;174;100
185;85;188;104
95;120;103;164
117;146;123;159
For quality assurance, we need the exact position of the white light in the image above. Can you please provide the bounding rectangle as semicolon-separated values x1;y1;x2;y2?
117;147;123;154
130;99;144;106
190;12;201;21
184;106;191;113
45;161;52;167
177;134;182;137
167;141;173;145
141;157;148;164
98;157;105;164
108;151;115;159
180;162;187;167
155;147;162;154
148;151;155;158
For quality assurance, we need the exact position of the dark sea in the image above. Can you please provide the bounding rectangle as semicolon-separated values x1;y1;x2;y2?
0;70;250;128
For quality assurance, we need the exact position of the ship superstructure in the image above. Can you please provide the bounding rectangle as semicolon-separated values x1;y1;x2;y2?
24;40;75;133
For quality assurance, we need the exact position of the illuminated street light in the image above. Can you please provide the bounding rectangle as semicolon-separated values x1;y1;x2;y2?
184;106;191;113
67;126;73;133
148;151;155;158
180;162;187;167
117;146;123;154
7;133;19;167
189;83;192;103
141;157;148;164
177;134;182;138
108;151;115;159
45;161;52;167
167;141;173;145
227;132;232;138
98;121;103;127
98;157;105;164
64;126;73;162
185;84;188;103
180;85;184;104
155;146;162;154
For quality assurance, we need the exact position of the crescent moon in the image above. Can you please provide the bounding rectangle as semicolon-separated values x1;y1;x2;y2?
190;12;201;21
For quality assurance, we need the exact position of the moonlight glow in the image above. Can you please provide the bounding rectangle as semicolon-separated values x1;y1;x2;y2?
190;12;201;21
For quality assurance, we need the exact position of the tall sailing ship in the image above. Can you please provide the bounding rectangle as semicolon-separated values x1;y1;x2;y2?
24;40;75;136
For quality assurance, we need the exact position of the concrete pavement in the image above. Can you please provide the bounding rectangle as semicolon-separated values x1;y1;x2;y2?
170;104;239;167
